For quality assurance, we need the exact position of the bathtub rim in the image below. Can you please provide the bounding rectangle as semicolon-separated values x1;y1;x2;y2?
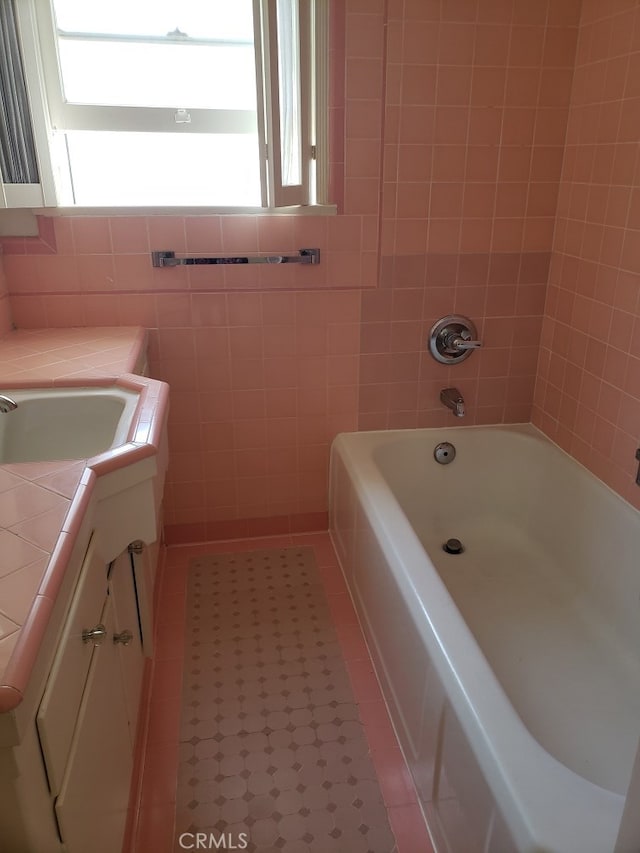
330;422;628;853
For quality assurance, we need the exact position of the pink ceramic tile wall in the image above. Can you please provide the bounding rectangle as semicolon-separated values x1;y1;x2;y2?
359;0;581;430
4;217;365;544
533;1;640;511
1;0;378;544
0;252;13;337
0;0;590;540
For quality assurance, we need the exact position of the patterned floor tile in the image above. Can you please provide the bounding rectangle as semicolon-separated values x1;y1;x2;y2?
175;546;397;853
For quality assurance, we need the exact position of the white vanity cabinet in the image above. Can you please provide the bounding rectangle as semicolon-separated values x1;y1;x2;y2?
53;592;133;853
0;415;168;853
36;535;108;797
36;537;147;853
109;546;146;750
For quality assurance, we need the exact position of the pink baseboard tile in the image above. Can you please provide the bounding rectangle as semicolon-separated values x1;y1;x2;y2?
346;657;386;703
145;697;183;748
132;804;176;853
388;803;435;853
327;591;360;627
292;531;339;566
122;658;153;853
290;529;333;544
252;534;298;549
371;744;419;808
163;521;208;546
205;518;250;542
154;621;186;663
157;592;186;627
334;621;370;661
164;512;329;545
317;561;348;595
245;514;291;538
357;698;396;741
289;510;328;532
140;741;180;808
150;657;184;703
159;565;189;598
162;532;340;563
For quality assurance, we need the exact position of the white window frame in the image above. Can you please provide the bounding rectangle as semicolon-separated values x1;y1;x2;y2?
9;0;330;212
261;0;310;207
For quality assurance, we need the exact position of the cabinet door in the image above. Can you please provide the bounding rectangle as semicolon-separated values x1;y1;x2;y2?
55;595;132;853
37;534;108;796
109;550;145;749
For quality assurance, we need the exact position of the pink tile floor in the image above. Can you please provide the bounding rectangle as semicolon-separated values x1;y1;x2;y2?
125;533;433;853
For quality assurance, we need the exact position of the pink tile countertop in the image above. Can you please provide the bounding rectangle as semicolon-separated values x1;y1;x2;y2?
0;327;169;713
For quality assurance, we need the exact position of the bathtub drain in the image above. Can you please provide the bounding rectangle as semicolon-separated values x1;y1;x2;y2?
443;538;464;554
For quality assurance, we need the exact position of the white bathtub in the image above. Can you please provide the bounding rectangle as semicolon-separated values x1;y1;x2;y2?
329;424;640;853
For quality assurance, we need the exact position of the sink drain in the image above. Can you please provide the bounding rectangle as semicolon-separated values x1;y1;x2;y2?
443;538;464;554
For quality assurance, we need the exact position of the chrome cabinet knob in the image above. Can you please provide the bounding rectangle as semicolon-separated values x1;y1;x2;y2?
113;629;134;646
82;624;107;645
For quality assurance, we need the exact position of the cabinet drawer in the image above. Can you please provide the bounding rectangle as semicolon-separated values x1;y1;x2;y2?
36;534;108;796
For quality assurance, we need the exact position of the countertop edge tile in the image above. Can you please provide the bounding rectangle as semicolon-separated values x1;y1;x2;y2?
0;685;24;714
36;530;75;602
0;595;55;712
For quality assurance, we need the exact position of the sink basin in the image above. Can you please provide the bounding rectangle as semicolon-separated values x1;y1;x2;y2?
0;386;139;463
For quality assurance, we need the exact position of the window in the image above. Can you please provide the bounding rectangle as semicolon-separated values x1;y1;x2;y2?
12;0;328;209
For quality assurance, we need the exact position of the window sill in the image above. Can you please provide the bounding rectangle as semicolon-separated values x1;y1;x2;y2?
41;203;338;217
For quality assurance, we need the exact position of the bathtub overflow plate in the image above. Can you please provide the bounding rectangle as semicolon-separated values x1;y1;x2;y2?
434;442;456;464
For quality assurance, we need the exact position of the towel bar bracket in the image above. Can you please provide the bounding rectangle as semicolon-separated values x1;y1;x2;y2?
151;248;320;268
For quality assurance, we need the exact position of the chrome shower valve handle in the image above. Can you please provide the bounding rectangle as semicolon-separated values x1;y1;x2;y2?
444;331;483;351
428;315;483;364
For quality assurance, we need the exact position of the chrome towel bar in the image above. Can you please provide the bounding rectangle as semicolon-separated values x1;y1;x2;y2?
151;248;320;267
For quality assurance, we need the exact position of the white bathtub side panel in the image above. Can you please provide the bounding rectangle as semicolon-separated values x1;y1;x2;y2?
414;663;446;807
615;736;640;853
328;447;356;581
487;809;520;853
352;505;428;760
435;701;503;851
331;440;514;853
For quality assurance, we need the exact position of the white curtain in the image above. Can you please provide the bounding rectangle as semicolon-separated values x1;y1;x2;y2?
0;0;39;183
276;0;301;187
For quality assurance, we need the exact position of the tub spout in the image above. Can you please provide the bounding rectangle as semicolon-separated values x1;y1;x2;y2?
440;388;465;418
